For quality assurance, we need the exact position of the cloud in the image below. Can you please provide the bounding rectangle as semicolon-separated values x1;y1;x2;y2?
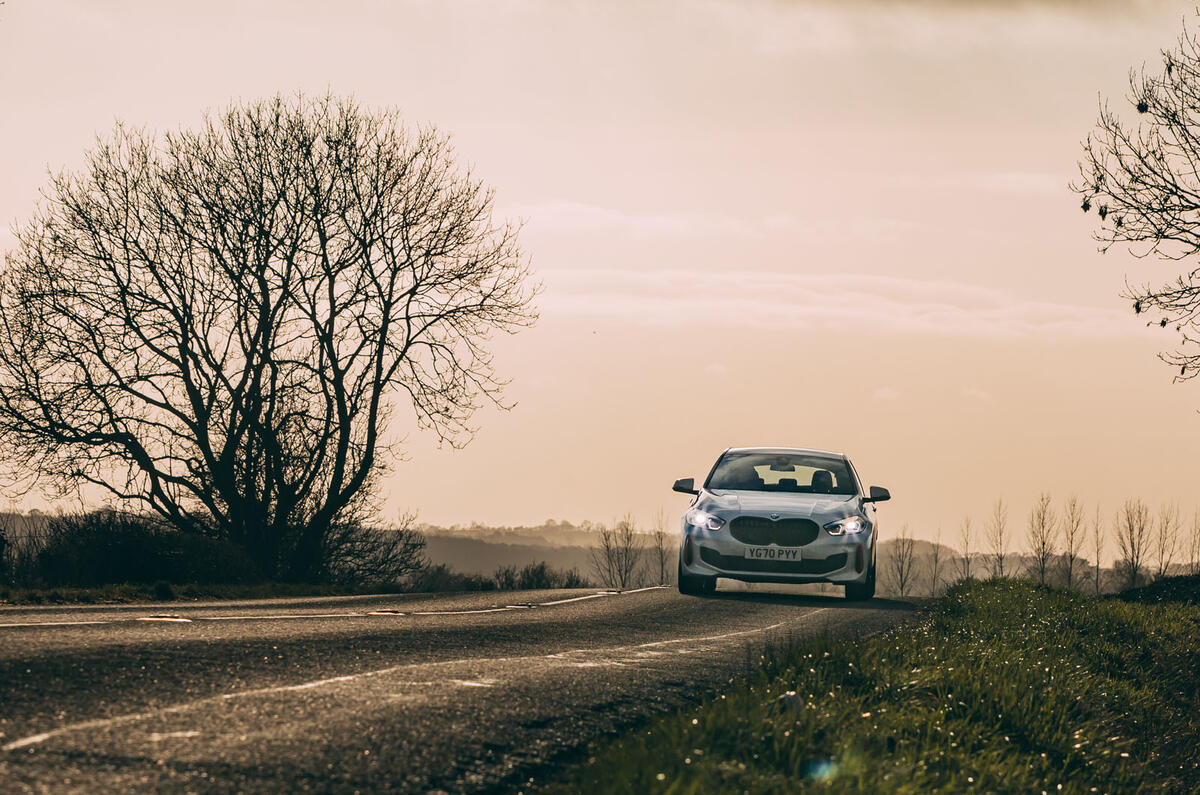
705;363;731;377
698;0;1174;58
793;0;1169;8
895;171;1065;196
507;200;763;239
540;267;1138;339
505;200;915;245
960;386;995;401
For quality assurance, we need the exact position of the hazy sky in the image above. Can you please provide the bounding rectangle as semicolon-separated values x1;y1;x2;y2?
2;0;1200;541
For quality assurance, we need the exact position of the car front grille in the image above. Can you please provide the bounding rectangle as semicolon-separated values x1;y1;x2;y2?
699;548;847;575
729;516;820;546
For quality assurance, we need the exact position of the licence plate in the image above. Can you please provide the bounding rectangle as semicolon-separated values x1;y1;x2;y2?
744;546;802;561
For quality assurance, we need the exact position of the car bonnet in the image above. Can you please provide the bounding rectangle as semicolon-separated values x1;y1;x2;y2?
704;490;859;522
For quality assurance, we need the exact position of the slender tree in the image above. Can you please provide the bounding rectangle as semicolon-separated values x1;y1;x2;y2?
985;498;1009;578
1116;499;1151;589
928;525;944;597
648;508;672;586
1153;502;1181;579
1091;504;1106;595
1026;493;1057;586
589;515;645;589
1189;509;1200;575
888;524;917;597
0;95;535;580
1061;496;1085;590
957;516;975;581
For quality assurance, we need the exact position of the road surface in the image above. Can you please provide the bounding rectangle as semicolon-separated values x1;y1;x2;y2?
0;587;913;793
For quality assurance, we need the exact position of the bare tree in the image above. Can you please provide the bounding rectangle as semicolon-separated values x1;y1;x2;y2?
1076;25;1200;383
888;524;917;597
647;509;672;586
1091;504;1106;595
1189;509;1200;575
985;498;1009;578
1116;498;1151;590
0;95;535;581
321;512;426;586
0;510;11;585
957;516;975;581
589;515;645;589
1026;493;1057;586
928;525;944;597
1060;496;1085;590
1152;502;1181;579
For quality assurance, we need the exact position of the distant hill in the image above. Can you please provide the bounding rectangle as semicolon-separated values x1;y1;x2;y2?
423;534;594;576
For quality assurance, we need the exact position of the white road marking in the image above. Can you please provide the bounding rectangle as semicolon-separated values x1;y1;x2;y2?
0;587;672;629
537;593;613;606
283;675;358;691
618;586;671;594
0;604;829;753
198;613;368;621
543;612;822;659
147;731;200;741
0;620;110;628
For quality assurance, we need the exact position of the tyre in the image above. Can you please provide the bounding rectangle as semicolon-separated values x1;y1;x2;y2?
845;562;876;601
678;558;717;596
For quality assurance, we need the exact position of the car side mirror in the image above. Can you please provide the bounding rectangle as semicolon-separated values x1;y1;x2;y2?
863;486;891;503
672;477;699;495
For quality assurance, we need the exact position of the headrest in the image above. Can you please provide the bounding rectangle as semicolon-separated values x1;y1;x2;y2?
811;470;833;492
775;477;799;490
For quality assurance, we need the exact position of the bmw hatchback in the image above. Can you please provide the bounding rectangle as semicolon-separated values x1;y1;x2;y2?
672;447;890;600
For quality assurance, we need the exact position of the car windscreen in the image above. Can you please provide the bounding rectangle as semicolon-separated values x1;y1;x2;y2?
706;452;858;495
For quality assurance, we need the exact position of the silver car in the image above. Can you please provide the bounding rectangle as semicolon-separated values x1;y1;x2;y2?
672;446;890;600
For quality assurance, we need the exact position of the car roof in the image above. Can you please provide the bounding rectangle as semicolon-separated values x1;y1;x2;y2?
725;446;847;459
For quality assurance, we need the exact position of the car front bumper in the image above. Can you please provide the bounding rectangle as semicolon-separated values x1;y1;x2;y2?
679;527;874;585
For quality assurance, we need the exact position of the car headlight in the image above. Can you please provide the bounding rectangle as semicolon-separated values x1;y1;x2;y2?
685;508;725;531
824;515;870;535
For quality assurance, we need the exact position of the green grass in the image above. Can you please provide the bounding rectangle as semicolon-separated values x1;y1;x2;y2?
0;580;402;605
550;579;1200;793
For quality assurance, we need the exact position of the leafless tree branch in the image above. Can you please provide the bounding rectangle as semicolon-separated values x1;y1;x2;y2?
0;94;536;580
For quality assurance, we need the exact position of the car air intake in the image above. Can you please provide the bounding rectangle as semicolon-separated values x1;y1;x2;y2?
699;548;847;575
729;516;820;546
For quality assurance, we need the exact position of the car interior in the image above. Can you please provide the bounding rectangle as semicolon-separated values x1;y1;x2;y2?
709;454;857;495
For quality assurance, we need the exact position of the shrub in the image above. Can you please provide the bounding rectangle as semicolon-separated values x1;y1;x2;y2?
407;563;495;593
493;565;520;590
562;567;590;588
514;561;554;589
30;511;260;586
321;519;427;586
404;561;592;594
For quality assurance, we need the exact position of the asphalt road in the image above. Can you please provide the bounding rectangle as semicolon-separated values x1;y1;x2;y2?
0;587;914;793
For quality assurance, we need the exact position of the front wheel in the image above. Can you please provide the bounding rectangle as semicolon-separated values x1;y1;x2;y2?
678;558;717;596
845;564;876;601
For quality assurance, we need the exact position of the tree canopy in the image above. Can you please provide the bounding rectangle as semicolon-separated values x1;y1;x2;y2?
0;94;536;579
1077;23;1200;382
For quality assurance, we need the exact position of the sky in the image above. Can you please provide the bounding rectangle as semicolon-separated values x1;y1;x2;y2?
2;0;1200;544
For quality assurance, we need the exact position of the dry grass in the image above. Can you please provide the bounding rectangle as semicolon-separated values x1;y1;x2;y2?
550;578;1200;792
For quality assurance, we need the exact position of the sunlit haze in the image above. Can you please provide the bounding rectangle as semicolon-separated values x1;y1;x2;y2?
2;0;1198;540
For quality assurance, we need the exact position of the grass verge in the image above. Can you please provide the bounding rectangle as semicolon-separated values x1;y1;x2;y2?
549;579;1200;793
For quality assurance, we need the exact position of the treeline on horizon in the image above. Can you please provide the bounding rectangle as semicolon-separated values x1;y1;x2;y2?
0;510;637;596
3;493;1196;599
880;494;1200;597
